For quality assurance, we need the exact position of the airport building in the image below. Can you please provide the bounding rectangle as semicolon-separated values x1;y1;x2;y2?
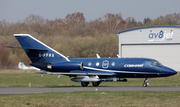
117;25;180;71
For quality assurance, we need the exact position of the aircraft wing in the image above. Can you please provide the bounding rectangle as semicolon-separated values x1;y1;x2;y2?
36;72;113;76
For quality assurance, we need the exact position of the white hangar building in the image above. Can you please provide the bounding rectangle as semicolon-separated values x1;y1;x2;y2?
117;25;180;71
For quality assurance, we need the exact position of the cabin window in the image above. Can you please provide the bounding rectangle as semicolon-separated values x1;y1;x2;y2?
112;62;115;66
88;62;92;66
96;62;99;66
145;61;150;65
150;61;162;66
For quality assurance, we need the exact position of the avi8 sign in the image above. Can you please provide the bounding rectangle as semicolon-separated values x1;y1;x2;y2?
148;30;173;41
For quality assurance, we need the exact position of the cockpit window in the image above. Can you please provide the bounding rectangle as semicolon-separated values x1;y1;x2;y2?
150;61;162;66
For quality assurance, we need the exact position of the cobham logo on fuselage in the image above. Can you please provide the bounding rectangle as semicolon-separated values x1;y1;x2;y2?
148;30;173;41
102;60;109;68
124;64;144;67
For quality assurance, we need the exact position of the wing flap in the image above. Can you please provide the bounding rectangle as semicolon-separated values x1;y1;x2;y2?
36;72;113;76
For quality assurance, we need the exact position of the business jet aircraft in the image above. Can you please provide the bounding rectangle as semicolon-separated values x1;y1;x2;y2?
6;34;177;87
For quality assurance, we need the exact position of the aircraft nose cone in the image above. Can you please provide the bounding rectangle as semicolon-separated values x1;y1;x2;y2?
164;68;177;76
159;66;177;76
169;69;177;75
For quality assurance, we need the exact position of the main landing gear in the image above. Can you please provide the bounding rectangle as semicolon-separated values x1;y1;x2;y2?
92;82;101;87
143;78;149;87
81;82;101;87
81;82;89;87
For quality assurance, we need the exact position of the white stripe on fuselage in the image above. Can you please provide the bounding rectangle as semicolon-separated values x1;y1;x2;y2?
84;66;157;74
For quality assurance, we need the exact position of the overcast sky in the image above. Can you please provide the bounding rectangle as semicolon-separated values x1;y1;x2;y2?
1;0;180;22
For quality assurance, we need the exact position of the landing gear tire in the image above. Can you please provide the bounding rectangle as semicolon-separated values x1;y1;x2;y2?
143;78;149;87
143;83;147;87
81;82;89;87
92;82;100;87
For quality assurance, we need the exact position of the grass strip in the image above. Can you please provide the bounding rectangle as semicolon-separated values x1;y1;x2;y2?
0;91;180;106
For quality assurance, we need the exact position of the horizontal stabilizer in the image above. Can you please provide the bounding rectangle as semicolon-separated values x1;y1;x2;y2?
5;46;48;51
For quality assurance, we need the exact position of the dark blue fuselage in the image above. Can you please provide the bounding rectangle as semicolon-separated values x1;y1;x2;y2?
32;57;177;78
69;57;177;78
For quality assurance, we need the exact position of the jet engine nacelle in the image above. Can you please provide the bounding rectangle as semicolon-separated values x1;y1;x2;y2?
51;62;84;71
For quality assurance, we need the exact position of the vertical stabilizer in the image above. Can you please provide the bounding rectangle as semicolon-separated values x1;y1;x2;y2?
14;34;70;63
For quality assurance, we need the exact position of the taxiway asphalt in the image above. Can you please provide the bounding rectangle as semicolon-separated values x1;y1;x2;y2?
0;86;180;95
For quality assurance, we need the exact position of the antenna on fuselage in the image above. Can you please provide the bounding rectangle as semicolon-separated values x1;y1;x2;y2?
96;54;100;58
117;54;121;58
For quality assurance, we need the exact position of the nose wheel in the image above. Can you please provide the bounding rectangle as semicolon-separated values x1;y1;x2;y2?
143;78;149;87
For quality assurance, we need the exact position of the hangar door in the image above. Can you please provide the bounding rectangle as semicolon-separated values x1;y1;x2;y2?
122;44;180;71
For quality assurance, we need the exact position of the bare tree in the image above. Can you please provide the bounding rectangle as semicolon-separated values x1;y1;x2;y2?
0;41;9;66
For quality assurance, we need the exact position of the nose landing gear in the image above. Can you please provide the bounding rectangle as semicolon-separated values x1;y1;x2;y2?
143;78;149;87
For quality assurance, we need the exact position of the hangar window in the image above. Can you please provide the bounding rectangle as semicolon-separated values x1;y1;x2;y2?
88;62;92;66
